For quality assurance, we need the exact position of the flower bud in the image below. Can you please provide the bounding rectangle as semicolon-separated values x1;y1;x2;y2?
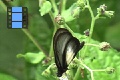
97;4;114;18
55;14;65;25
97;4;107;15
99;42;111;51
106;67;115;74
42;57;51;66
71;7;80;18
42;68;51;77
104;11;114;18
77;0;86;9
84;29;90;36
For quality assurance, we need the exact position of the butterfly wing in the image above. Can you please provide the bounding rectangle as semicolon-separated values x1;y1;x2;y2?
63;37;85;68
53;28;73;77
53;28;85;77
53;28;69;43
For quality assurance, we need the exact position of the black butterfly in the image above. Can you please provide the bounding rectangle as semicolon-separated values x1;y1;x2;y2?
53;28;85;77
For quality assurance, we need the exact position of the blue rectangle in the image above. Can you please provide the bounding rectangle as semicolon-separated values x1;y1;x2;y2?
12;13;22;21
12;22;22;28
12;7;22;12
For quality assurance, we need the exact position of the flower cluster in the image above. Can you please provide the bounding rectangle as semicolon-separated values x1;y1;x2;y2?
97;4;114;18
55;14;65;25
71;0;86;18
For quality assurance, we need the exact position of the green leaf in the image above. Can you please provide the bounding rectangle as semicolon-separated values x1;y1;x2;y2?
36;63;56;80
85;41;120;80
62;3;77;22
17;52;45;64
39;1;52;16
0;73;17;80
73;33;120;80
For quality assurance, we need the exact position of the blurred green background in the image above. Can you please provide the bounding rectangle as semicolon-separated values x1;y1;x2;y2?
0;0;120;80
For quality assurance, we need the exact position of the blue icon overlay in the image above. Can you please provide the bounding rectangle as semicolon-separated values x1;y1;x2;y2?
7;7;28;29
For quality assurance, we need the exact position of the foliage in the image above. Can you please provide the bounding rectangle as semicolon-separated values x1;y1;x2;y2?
0;73;17;80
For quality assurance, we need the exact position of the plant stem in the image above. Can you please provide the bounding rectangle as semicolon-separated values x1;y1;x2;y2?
48;11;58;57
64;23;74;33
39;0;58;57
48;0;69;57
0;1;48;56
49;28;56;57
91;71;94;80
22;29;48;55
88;18;95;42
75;0;98;79
85;43;99;47
50;0;58;14
60;0;67;13
87;0;95;39
82;14;100;59
59;0;67;14
0;1;6;11
73;67;81;80
92;69;106;72
74;59;93;80
81;0;96;58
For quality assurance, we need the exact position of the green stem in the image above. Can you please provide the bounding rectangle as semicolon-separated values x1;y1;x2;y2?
92;69;106;72
81;0;96;58
39;0;58;57
80;63;94;80
0;0;7;11
59;0;67;14
73;67;81;80
74;59;92;79
77;59;96;80
0;1;48;56
49;29;56;57
48;11;58;57
91;71;94;80
64;23;74;33
86;0;96;42
85;43;99;47
82;14;100;58
61;0;67;13
88;18;96;42
22;29;48;56
50;0;58;14
75;0;98;79
47;63;55;69
81;19;95;58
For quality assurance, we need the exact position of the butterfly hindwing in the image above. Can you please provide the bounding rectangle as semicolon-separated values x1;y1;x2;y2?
64;38;85;66
63;37;81;68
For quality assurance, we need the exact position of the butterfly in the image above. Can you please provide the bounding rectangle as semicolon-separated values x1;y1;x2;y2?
53;28;85;77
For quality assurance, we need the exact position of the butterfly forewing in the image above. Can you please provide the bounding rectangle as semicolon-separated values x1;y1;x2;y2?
53;29;73;77
53;28;69;44
53;28;70;65
55;32;72;68
63;37;81;67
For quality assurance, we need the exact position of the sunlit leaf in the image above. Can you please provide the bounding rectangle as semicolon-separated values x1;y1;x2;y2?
0;73;17;80
17;52;45;64
39;1;52;16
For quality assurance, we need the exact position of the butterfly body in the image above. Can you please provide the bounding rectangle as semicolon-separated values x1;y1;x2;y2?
53;28;84;77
